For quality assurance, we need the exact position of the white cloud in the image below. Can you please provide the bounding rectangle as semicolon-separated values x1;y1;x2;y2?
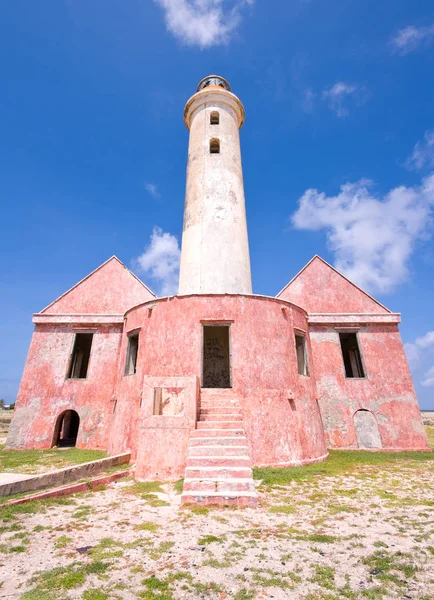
406;130;434;171
291;174;434;294
145;182;160;198
391;25;434;55
404;342;420;367
154;0;253;48
415;331;434;349
422;365;434;387
134;227;180;296
302;89;315;113
322;82;367;117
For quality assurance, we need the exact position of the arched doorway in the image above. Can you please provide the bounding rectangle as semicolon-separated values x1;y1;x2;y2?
354;409;382;449
53;410;80;447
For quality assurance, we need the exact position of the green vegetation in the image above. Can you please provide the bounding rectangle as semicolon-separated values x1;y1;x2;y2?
0;496;75;522
174;478;184;494
269;504;296;514
254;447;434;486
54;535;72;549
134;521;159;533
123;481;164;495
22;560;110;599
82;590;109;600
0;446;106;474
197;534;225;545
311;565;336;590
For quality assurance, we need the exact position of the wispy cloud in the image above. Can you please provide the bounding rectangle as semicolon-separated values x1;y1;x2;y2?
302;88;315;113
322;82;368;117
134;227;180;296
145;182;160;198
422;365;434;387
291;174;434;294
154;0;253;48
391;24;434;55
405;331;434;365
406;130;434;171
405;331;434;387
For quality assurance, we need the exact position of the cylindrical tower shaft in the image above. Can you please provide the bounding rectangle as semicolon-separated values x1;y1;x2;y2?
178;76;252;295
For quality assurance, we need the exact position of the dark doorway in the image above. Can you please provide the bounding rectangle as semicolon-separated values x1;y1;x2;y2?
202;325;231;388
53;410;80;447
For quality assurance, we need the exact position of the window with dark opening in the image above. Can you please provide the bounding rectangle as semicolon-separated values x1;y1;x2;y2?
124;333;139;375
295;333;309;376
339;332;365;378
210;138;220;154
210;111;219;125
68;333;93;379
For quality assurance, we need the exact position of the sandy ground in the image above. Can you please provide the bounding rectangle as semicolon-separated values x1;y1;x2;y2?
1;457;434;600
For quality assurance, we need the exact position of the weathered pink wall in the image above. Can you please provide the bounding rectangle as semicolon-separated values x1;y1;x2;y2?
109;295;328;470
278;256;390;314
310;324;429;451
40;257;154;315
6;324;122;450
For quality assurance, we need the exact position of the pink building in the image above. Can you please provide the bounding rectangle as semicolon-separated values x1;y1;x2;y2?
6;76;429;506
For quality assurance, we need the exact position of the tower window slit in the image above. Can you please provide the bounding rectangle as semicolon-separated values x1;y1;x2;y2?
210;111;219;125
295;333;309;376
124;332;139;375
210;138;220;154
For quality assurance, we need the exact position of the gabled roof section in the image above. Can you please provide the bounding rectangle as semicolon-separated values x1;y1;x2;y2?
39;256;156;316
277;255;391;314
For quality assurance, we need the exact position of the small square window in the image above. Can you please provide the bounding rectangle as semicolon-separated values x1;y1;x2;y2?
339;332;365;378
295;333;309;376
124;333;139;375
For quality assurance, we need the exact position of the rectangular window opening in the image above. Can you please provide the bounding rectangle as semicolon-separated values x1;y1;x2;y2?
202;325;231;388
68;333;93;379
124;333;139;376
339;332;365;378
295;333;309;376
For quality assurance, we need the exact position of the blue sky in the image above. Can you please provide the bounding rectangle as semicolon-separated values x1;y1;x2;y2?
1;0;434;408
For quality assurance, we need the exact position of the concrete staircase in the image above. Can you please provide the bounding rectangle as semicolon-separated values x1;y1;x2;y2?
181;389;258;507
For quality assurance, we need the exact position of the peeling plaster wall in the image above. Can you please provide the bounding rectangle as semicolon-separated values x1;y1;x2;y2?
109;295;327;469
310;324;429;451
6;324;122;450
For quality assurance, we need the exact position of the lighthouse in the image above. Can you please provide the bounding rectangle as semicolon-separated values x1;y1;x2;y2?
178;75;252;295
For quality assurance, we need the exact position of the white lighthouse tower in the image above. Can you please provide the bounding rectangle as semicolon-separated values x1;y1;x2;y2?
178;75;252;295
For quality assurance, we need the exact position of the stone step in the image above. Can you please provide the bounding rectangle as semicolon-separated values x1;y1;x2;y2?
181;491;258;507
200;388;235;396
185;466;253;479
189;436;247;447
182;478;256;493
196;421;245;430
188;445;249;457
191;428;245;437
199;413;243;422
200;407;243;415
186;455;251;468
